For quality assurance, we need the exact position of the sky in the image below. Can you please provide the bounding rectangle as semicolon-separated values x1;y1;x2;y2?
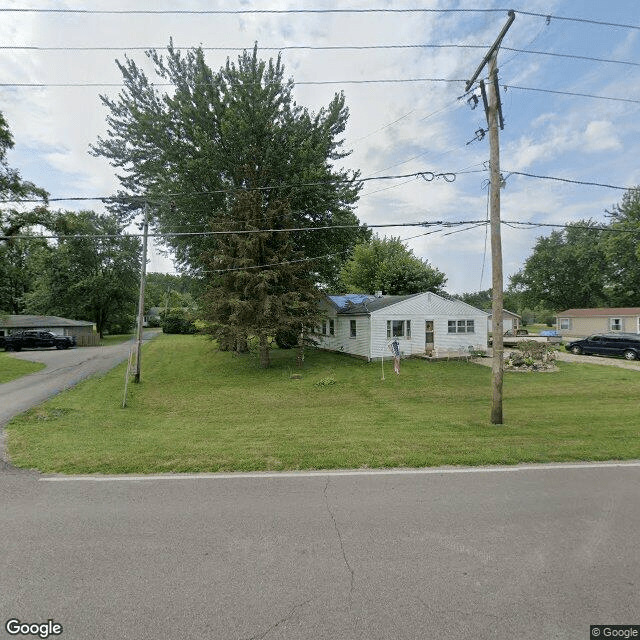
1;0;639;294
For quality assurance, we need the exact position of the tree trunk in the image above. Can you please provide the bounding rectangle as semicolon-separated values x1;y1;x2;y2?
259;334;270;368
235;335;248;354
296;329;305;368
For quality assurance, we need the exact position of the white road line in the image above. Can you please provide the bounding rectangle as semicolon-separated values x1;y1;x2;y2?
39;461;640;482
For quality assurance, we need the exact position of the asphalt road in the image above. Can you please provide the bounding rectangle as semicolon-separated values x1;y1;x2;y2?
0;332;159;468
1;463;639;640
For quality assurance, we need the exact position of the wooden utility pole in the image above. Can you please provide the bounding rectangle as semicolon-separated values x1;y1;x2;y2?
487;51;504;424
133;202;149;384
465;10;515;424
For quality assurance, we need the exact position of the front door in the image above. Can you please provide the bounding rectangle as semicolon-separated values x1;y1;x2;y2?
425;320;434;354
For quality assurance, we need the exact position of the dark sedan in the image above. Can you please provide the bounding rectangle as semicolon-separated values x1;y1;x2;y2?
566;333;640;360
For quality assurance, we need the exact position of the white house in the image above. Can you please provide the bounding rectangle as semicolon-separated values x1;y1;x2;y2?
315;292;488;361
486;309;522;333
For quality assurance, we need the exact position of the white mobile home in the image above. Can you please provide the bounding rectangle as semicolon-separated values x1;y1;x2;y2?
315;293;488;360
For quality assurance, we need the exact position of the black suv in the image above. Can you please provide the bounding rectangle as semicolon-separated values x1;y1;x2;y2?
4;330;76;352
566;333;640;361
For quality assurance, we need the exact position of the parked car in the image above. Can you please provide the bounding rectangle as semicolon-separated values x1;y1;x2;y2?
565;333;640;360
4;330;76;352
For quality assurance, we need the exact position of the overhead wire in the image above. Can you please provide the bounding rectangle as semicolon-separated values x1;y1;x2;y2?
0;8;638;31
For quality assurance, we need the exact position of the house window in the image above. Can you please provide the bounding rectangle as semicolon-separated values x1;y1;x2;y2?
329;319;335;336
448;319;475;333
322;320;327;335
559;318;570;330
386;320;412;339
610;318;622;331
350;320;357;338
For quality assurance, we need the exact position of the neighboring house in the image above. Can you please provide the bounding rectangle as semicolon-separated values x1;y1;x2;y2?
0;315;96;345
315;292;488;361
485;309;521;333
143;307;163;327
556;308;640;336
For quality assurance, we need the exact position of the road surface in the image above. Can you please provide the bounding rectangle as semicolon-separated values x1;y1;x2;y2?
1;463;639;640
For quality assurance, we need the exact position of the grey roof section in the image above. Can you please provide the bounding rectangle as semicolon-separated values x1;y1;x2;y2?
0;315;94;328
327;293;420;315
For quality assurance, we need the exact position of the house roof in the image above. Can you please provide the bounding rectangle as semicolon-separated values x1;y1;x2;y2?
327;293;420;315
0;315;94;328
485;308;521;319
558;308;640;317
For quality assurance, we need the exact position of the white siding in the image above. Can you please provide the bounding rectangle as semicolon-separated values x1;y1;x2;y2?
370;292;488;360
314;292;487;360
314;304;371;359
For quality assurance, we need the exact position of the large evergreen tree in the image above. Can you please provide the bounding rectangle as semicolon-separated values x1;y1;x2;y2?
91;44;365;366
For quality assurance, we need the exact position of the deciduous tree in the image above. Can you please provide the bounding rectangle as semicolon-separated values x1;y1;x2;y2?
23;211;140;337
339;235;447;295
508;221;608;311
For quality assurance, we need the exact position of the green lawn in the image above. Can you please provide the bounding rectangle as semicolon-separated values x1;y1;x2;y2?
0;352;45;383
6;334;640;474
99;334;135;346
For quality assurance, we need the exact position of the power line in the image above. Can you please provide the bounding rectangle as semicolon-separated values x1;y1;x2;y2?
0;8;509;15
3;43;638;69
4;79;637;108
0;170;464;204
1;8;638;31
0;78;466;89
6;218;640;243
0;220;481;241
515;10;640;31
503;85;640;105
505;171;631;191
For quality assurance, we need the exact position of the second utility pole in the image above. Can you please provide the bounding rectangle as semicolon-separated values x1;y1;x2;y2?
134;202;149;384
465;10;515;424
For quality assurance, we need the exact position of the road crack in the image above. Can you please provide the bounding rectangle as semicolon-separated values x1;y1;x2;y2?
244;598;312;640
323;478;355;601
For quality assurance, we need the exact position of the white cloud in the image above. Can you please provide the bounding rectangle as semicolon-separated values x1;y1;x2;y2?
583;120;623;152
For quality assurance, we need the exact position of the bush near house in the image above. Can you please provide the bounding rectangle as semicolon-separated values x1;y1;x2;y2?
160;308;198;334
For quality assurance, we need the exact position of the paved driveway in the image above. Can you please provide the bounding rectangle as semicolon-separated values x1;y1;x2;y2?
0;331;159;468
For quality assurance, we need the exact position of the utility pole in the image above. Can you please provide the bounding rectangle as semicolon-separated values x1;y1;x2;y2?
133;202;149;384
465;10;515;425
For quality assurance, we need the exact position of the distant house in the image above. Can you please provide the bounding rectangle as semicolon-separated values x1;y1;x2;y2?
485;309;521;333
315;292;488;361
0;315;96;345
556;308;640;336
143;307;163;327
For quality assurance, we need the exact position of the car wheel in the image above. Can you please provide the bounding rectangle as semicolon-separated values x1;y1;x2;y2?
624;350;638;361
570;346;583;355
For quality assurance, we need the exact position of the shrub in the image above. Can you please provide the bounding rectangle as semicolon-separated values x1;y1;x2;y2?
160;308;198;334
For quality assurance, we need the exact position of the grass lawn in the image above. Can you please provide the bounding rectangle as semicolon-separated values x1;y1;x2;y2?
0;352;45;383
6;334;640;474
99;334;135;346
